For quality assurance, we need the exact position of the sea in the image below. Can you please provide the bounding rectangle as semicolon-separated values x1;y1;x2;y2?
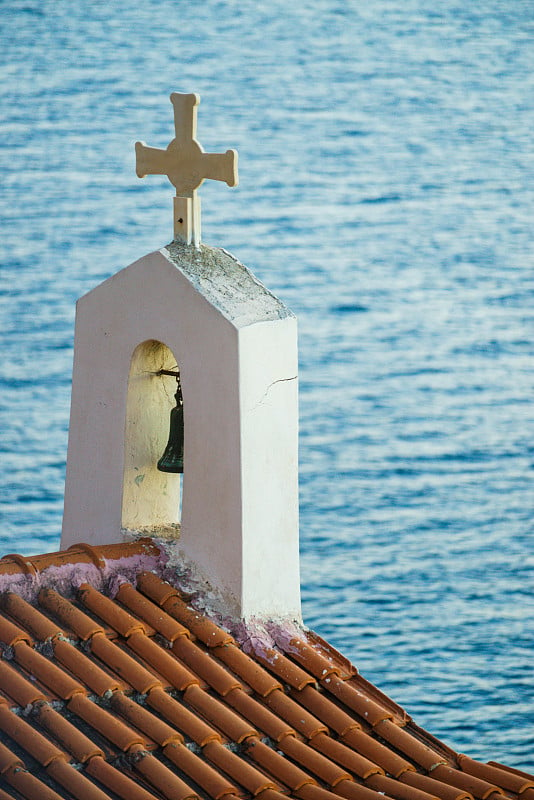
1;0;533;770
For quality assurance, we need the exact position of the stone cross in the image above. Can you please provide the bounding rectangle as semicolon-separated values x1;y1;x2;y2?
135;92;239;247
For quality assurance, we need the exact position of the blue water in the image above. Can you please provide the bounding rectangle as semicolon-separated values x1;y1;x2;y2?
1;0;533;770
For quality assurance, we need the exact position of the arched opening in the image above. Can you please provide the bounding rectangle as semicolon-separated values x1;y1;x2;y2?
121;339;182;538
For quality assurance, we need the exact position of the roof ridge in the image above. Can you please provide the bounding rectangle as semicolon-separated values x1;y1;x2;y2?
0;538;167;605
0;539;161;576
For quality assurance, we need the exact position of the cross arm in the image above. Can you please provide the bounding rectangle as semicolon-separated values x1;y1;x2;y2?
200;150;239;188
170;92;199;142
135;141;169;178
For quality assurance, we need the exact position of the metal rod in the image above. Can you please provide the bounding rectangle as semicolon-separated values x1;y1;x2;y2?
157;369;181;378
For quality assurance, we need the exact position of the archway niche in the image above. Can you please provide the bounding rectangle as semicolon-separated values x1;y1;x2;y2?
121;339;182;538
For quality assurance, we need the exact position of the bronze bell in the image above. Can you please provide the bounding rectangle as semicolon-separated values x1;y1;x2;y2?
157;376;184;473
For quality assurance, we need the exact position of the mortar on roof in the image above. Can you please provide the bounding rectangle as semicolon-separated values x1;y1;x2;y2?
157;538;307;647
164;241;293;327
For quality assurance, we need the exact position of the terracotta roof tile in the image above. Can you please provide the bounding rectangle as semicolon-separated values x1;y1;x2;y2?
309;732;383;780
263;688;328;739
290;685;361;737
67;691;150;750
137;573;233;647
259;791;298;800
203;739;279;795
10;640;87;700
0;739;23;773
488;760;534;779
165;600;235;647
162;740;239;800
79;583;150;638
0;758;65;800
146;685;223;746
213;643;283;697
295;783;355;800
253;649;317;691
39;587;106;640
1;592;62;641
320;777;392;800
278;638;346;680
0;615;33;648
0;540;531;800
321;675;393;727
487;761;534;800
302;631;355;678
244;737;316;791
46;757;113;800
129;743;200;800
225;685;296;742
458;755;534;795
365;772;438;800
184;683;259;743
400;770;474;800
372;718;448;770
116;582;191;642
110;690;183;746
0;553;39;576
136;569;182;605
36;701;105;762
349;672;410;725
127;630;201;690
173;637;243;696
0;660;47;707
0;707;99;800
340;727;414;779
276;734;353;787
429;763;506;799
0;703;67;766
89;630;164;694
85;755;163;800
52;638;125;695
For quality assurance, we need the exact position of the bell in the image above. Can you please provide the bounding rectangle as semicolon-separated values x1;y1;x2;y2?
157;381;184;473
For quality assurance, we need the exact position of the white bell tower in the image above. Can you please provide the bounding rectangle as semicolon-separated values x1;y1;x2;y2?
61;94;301;623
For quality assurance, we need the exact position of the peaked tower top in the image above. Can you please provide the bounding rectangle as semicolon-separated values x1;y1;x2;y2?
135;92;239;248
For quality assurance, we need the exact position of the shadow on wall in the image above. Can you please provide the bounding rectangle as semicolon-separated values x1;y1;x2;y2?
121;339;182;538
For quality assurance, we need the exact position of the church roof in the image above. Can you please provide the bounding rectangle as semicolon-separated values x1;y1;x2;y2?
0;540;531;800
